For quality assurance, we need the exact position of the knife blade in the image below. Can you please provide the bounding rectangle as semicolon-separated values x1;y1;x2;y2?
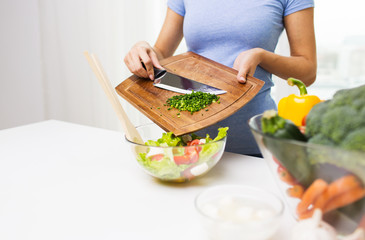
142;63;226;95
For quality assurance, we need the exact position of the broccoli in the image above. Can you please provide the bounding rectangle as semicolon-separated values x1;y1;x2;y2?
306;84;365;151
299;85;365;221
320;106;362;144
329;84;365;110
341;127;365;151
305;100;330;137
307;133;335;146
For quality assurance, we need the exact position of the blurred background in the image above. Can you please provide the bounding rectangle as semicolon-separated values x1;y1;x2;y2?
1;0;364;131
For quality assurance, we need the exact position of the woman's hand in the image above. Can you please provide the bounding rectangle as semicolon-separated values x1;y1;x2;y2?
257;8;317;86
232;8;317;87
124;9;184;80
124;41;163;80
233;48;263;83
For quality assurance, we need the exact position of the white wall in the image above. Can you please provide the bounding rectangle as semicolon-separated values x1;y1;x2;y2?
0;0;169;131
0;0;44;130
38;0;169;132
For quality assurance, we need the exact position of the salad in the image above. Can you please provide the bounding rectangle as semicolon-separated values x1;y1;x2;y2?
136;127;228;181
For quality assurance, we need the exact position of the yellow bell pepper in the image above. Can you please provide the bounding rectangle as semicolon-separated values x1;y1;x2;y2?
278;78;321;126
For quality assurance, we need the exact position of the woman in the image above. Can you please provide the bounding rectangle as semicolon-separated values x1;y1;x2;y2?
124;0;317;156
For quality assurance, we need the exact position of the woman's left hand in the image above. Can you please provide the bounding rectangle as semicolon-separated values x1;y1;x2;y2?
233;48;263;83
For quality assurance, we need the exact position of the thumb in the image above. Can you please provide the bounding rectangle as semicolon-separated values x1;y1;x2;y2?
237;68;248;83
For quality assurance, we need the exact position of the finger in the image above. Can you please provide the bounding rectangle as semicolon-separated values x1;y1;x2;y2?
125;54;137;73
149;51;163;69
130;53;149;78
124;55;133;73
138;50;155;80
237;68;248;83
247;67;257;78
232;58;240;71
125;54;144;77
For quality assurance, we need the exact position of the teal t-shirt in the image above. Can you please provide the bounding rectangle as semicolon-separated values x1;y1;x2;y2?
167;0;314;155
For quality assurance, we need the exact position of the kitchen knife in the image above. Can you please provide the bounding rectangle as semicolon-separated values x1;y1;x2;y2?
142;63;226;95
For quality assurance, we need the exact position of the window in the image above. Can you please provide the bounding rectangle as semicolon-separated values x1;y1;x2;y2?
312;0;365;99
272;0;365;103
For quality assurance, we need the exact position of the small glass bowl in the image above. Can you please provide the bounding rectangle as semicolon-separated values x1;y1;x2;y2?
195;185;284;240
125;123;226;182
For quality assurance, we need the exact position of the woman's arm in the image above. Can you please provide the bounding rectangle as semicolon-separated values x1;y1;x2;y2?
154;8;184;60
124;8;184;80
234;8;317;86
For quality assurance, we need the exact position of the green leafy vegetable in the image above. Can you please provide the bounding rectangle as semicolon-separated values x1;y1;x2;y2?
137;152;186;179
145;132;183;147
212;127;229;142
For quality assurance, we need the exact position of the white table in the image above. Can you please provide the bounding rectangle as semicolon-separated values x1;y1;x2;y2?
0;120;295;239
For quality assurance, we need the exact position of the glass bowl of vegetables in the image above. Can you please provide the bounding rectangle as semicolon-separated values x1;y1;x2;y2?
248;109;365;235
125;123;228;182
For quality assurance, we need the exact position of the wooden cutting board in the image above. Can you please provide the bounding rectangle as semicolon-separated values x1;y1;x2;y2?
115;52;264;136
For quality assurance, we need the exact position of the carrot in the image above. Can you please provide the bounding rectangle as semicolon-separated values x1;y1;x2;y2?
296;175;365;219
323;186;365;213
359;214;365;229
287;184;304;199
277;166;297;185
313;175;361;211
297;179;328;217
326;175;361;196
298;208;315;220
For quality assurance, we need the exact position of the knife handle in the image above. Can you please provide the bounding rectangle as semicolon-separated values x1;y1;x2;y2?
141;62;166;79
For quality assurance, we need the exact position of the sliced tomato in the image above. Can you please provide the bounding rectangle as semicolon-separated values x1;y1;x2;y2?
187;139;202;153
185;147;199;163
188;139;201;146
185;146;196;155
173;155;191;165
149;153;164;161
189;150;199;163
174;147;199;165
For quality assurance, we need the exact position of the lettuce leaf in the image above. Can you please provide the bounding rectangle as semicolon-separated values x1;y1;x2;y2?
145;132;183;147
137;152;186;180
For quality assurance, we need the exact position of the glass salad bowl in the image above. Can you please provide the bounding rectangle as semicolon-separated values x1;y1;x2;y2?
248;113;365;235
125;123;227;182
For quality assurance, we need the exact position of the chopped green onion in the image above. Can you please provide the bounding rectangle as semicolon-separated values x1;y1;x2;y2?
165;91;219;114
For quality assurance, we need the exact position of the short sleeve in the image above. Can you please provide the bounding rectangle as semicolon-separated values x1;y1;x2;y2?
284;0;314;16
167;0;185;17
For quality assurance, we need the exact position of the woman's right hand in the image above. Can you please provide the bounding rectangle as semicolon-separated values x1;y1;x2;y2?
124;41;163;80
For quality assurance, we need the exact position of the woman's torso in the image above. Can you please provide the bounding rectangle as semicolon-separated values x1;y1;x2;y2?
167;0;314;154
